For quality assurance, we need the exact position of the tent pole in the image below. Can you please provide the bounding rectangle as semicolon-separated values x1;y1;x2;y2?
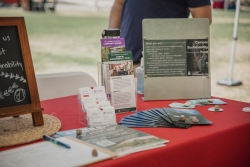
217;0;242;86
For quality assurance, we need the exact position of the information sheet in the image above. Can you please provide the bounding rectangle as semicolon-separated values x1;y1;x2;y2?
110;75;136;113
144;39;209;77
56;125;168;157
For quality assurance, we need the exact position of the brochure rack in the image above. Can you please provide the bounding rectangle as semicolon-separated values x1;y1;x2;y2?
78;87;117;127
99;61;137;114
78;98;88;126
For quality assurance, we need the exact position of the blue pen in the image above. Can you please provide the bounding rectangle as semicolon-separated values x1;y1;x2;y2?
43;135;71;149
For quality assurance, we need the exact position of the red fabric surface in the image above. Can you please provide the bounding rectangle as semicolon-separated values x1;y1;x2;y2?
1;95;250;167
213;1;225;9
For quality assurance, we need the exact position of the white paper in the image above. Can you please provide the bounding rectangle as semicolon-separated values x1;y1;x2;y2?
0;137;112;167
79;93;107;104
84;100;111;110
79;86;106;95
110;75;136;111
87;106;116;126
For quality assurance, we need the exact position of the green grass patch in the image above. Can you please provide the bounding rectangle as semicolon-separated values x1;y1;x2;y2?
211;10;250;41
1;8;250;74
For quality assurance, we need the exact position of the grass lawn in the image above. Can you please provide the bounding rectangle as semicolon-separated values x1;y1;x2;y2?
0;8;109;74
0;7;250;102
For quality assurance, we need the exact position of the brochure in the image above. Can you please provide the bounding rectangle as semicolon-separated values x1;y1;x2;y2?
164;108;213;125
56;125;168;157
169;102;195;109
102;51;136;113
188;98;227;106
109;75;136;113
119;108;212;128
86;106;117;127
100;38;126;62
102;51;133;99
100;38;126;89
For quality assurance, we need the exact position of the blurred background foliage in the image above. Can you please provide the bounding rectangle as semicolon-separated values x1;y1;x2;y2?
0;3;249;102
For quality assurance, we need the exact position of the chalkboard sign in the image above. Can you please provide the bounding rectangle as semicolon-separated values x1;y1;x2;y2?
0;17;44;126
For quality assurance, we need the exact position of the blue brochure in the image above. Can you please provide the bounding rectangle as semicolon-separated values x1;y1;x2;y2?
163;108;213;125
119;108;193;128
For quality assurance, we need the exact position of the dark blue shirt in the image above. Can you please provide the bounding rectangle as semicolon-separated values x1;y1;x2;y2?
120;0;211;64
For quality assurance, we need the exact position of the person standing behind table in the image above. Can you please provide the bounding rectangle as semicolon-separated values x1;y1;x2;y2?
109;0;212;72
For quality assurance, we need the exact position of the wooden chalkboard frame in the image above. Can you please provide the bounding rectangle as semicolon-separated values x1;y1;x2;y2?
0;17;44;126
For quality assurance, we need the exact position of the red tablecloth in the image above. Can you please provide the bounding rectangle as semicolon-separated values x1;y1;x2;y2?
1;95;250;167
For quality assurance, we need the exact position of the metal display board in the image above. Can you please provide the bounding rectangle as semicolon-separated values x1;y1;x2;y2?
142;18;210;101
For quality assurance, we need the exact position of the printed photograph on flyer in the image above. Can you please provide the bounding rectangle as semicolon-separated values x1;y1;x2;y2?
108;61;134;76
186;39;209;76
115;107;136;114
100;38;126;62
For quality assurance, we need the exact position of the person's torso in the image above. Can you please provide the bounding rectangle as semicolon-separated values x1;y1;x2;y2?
120;0;210;63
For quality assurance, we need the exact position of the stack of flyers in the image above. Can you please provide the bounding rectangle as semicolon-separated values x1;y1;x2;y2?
188;98;227;106
168;102;195;109
164;108;212;125
119;108;191;129
119;108;212;128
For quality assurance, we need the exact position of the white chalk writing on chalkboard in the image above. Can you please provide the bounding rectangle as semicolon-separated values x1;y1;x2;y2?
0;72;26;83
0;61;23;71
4;90;10;96
2;36;10;41
0;48;6;55
0;82;19;100
14;88;26;102
0;18;43;126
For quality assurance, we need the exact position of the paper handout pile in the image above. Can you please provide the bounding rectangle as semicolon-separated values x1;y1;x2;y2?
119;108;212;128
78;86;116;127
56;125;169;157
